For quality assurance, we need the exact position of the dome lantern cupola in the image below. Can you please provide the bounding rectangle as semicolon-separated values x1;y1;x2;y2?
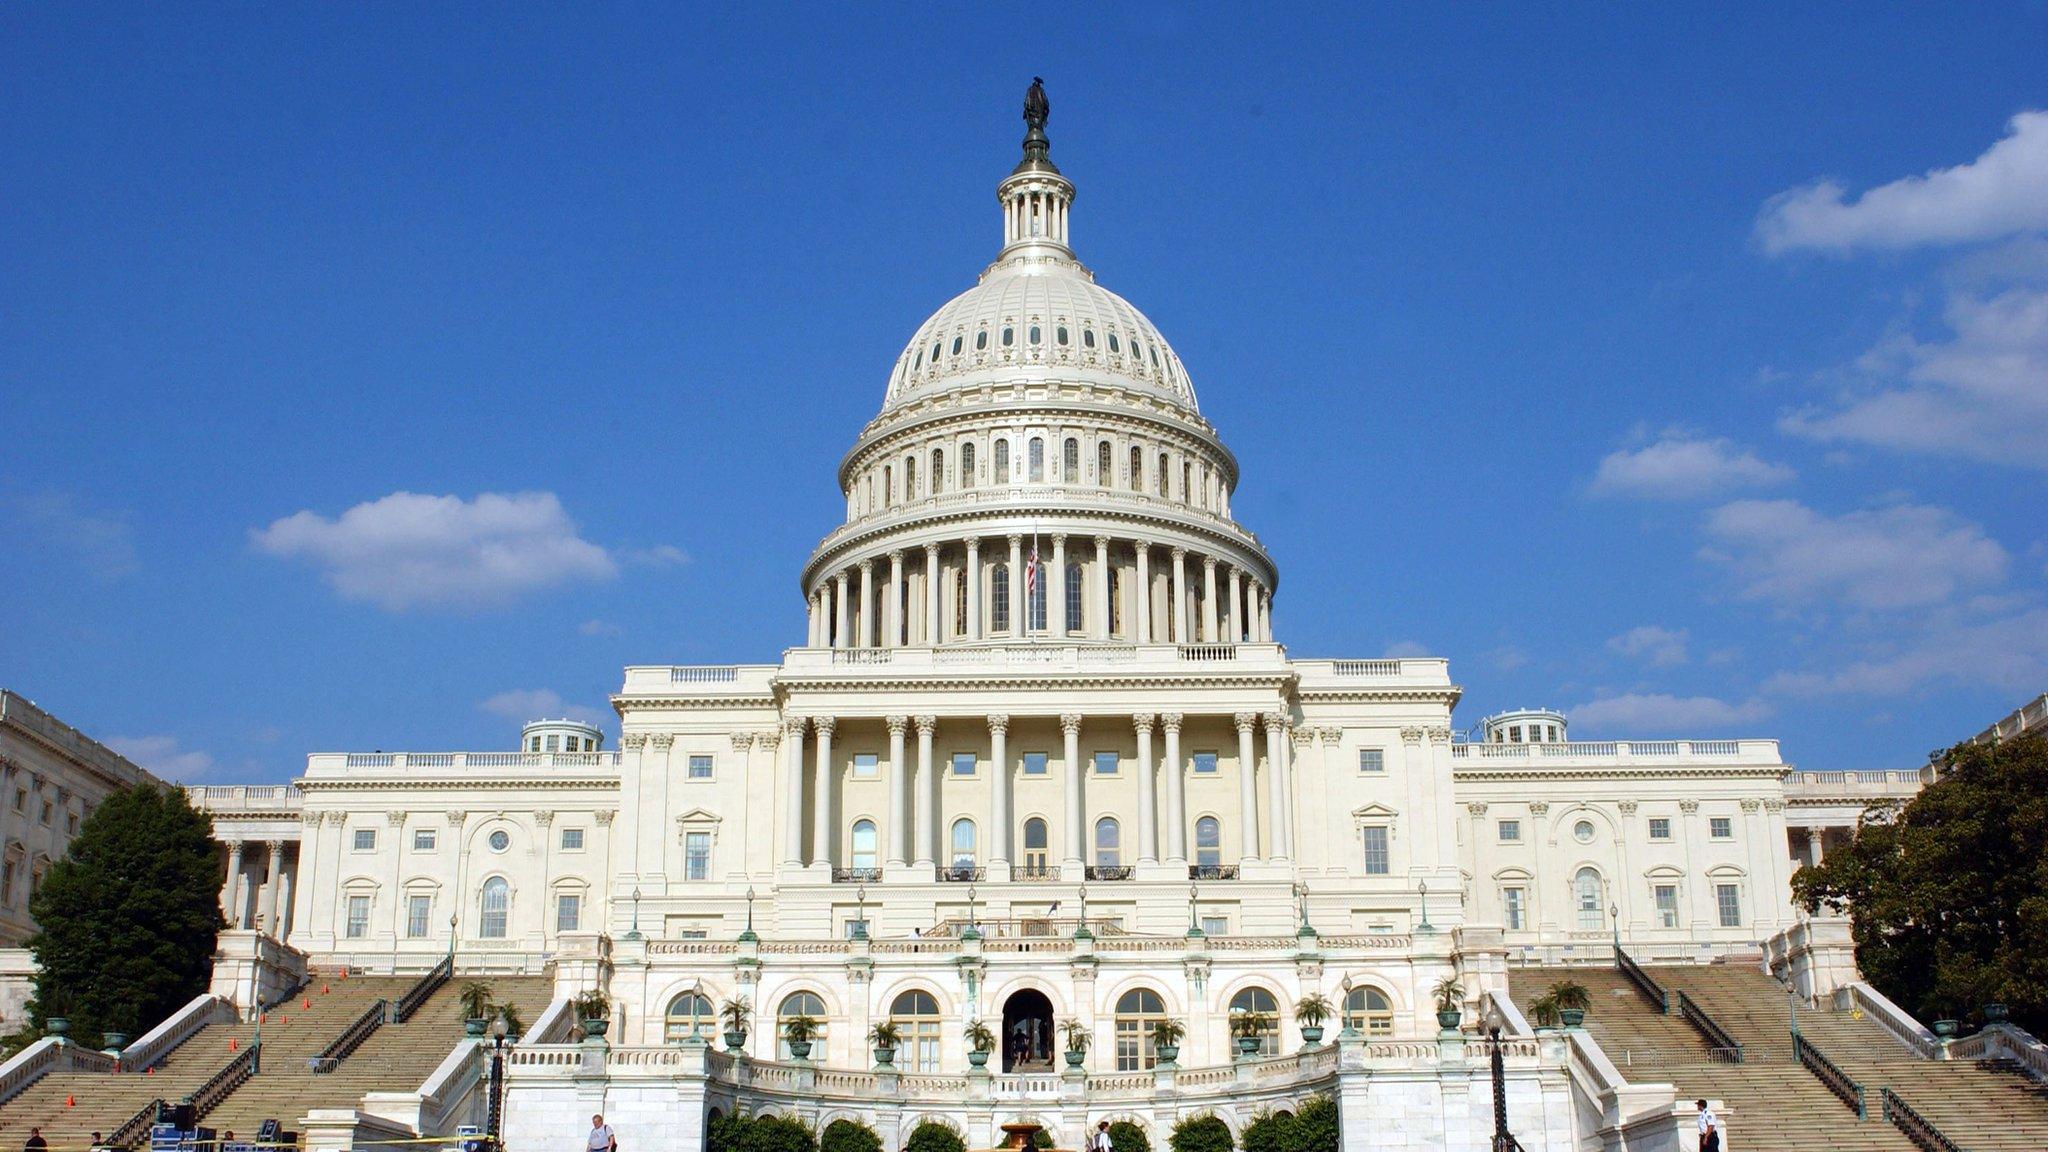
997;77;1075;261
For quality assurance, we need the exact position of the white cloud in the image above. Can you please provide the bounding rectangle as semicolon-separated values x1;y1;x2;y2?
253;491;618;610
1700;499;2008;612
1757;110;2048;253
1779;286;2048;469
10;493;138;579
106;734;214;780
1590;435;1794;499
1383;640;1432;658
1566;693;1772;733
1608;625;1690;667
579;619;624;637
1764;607;2048;698
479;689;610;728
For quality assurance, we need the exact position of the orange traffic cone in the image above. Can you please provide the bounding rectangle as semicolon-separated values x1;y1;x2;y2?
322;984;330;995
303;998;311;1009
66;1095;75;1107
228;1038;237;1051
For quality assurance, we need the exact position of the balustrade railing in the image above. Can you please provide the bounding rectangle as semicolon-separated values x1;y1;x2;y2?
310;999;387;1072
938;865;985;883
1675;991;1744;1062
1188;864;1240;880
833;867;883;883
109;1098;165;1150
1794;1031;1866;1118
1882;1088;1964;1152
1012;864;1061;881
185;1040;259;1122
1615;947;1669;1014
1085;865;1136;881
393;953;453;1023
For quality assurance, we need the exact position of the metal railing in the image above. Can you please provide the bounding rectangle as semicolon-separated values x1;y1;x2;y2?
939;865;985;883
1086;865;1136;881
1614;947;1669;1014
393;953;453;1023
1675;991;1744;1062
310;999;387;1072
185;1040;259;1122
1012;864;1061;881
1793;1031;1866;1118
1189;864;1240;880
108;1097;165;1150
1882;1088;1965;1152
833;867;882;883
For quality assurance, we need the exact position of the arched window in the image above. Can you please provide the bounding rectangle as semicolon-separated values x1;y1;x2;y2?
1575;867;1604;931
1027;564;1047;632
1022;817;1050;877
994;439;1010;483
851;820;878;872
975;329;988;351
1109;332;1122;354
1194;817;1222;867
962;441;977;487
665;992;715;1042
1181;462;1191;504
1114;988;1167;1071
778;992;827;1060
883;465;892;508
952;568;967;637
1094;817;1121;868
931;448;944;494
1002;326;1014;347
1027;437;1044;482
1230;987;1282;1055
1063;438;1079;483
1108;567;1124;635
1157;453;1170;497
1129;446;1144;492
1065;562;1084;632
890;990;943;1072
1343;987;1394;1038
1082;327;1097;349
480;876;509;938
991;564;1011;633
951;335;962;357
1097;441;1112;487
950;818;977;868
1056;325;1069;346
904;455;917;499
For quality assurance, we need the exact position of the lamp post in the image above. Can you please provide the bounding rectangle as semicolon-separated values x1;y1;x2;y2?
1075;885;1091;940
1417;879;1433;932
963;883;981;941
854;883;869;940
1187;881;1203;939
1609;900;1621;955
1484;1001;1511;1152
626;887;642;940
448;912;458;958
740;886;757;942
1293;881;1311;932
486;1011;510;1145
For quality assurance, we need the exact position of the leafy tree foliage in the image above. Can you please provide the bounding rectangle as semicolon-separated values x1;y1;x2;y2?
27;785;223;1045
1290;1097;1340;1152
820;1119;882;1152
1238;1112;1291;1152
1168;1115;1233;1152
1107;1120;1151;1152
710;1114;817;1152
1796;733;2048;1033
904;1122;966;1152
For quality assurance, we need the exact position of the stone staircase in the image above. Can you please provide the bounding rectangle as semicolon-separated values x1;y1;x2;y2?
0;1023;256;1146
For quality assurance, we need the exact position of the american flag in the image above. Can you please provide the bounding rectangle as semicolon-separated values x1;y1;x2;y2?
1025;540;1040;600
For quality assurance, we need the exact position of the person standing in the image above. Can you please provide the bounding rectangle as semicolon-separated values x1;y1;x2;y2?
23;1128;46;1152
1089;1121;1113;1152
588;1114;618;1152
1695;1099;1719;1152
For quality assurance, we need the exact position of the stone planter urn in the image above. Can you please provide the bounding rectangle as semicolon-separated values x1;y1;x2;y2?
465;1017;489;1038
873;1045;896;1066
1064;1049;1086;1069
968;1049;990;1068
1156;1043;1180;1064
102;1032;129;1050
581;1016;610;1041
1934;1019;1959;1038
46;1018;69;1038
788;1039;813;1060
1437;1008;1463;1031
725;1029;748;1053
1236;1035;1262;1057
1300;1025;1324;1046
1559;1008;1586;1029
1984;1003;2010;1024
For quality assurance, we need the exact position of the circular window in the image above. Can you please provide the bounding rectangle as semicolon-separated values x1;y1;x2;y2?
1573;820;1595;844
488;830;510;852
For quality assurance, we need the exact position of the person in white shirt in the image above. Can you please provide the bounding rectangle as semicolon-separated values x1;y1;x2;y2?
588;1114;617;1152
1695;1099;1719;1152
1089;1121;1113;1152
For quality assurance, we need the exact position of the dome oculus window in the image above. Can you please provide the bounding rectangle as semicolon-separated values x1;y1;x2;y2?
1108;333;1121;353
951;336;963;356
488;830;510;853
1056;325;1069;345
931;341;942;363
1082;328;1096;349
1028;325;1041;345
1573;820;1595;844
1002;327;1014;347
975;330;988;351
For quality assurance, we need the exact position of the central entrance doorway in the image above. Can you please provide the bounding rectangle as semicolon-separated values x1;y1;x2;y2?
1001;989;1055;1072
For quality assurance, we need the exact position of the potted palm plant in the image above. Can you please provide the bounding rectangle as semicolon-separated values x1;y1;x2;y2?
870;1021;902;1066
1230;1010;1271;1057
1529;992;1560;1030
964;1019;997;1069
1433;977;1465;1031
1547;980;1591;1029
1151;1018;1186;1065
1295;993;1333;1046
1060;1018;1091;1069
783;1013;821;1060
574;990;611;1041
496;1004;525;1042
460;981;495;1037
721;997;751;1053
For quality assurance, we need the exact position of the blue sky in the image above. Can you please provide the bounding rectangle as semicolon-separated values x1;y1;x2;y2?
3;5;2045;780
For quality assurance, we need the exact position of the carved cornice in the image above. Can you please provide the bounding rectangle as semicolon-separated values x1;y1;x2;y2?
1527;802;1550;816
622;733;649;751
1739;799;1762;814
1617;801;1638;816
1426;726;1451;744
650;734;676;752
297;778;620;795
1466;802;1489;816
1400;727;1426;744
1678;800;1700;814
1316;727;1342;743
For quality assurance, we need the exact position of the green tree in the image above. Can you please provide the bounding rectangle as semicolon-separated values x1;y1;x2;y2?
1168;1115;1232;1152
1238;1111;1293;1152
904;1122;966;1152
1290;1097;1340;1152
820;1119;882;1152
27;784;224;1045
712;1115;817;1152
1107;1120;1151;1152
1796;733;2048;1033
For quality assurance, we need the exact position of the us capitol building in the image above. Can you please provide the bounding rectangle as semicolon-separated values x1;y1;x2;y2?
178;83;1898;1152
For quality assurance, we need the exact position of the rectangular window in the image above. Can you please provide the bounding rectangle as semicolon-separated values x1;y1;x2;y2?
561;827;585;851
953;752;978;777
545;735;560;752
679;928;709;939
1093;751;1118;776
1021;752;1047;776
689;754;714;779
1503;887;1525;930
853;753;878;779
1193;751;1218;775
1358;749;1384;773
66;813;78;835
556;893;581;933
1716;884;1742;927
1710;817;1733;839
1362;826;1390;875
1497;820;1521;842
352;828;376;851
1655;885;1679;928
844;918;870;940
40;800;51;825
11;789;22;813
412;829;436;852
407;894;431;938
1648;817;1671;839
346;895;370;939
1200;915;1229;937
685;832;711;880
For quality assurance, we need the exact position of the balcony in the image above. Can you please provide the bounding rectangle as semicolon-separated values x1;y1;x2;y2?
1784;769;1928;802
1085;865;1136;882
1012;864;1062;882
1188;864;1239;881
939;865;985;883
1448;739;1782;766
780;642;1291;676
833;868;883;884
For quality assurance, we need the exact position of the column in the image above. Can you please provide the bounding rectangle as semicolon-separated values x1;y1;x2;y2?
1061;714;1085;868
1235;713;1262;862
887;550;905;647
966;538;983;640
1007;535;1024;636
1134;544;1153;644
1264;715;1290;860
1093;536;1111;640
264;840;286;935
221;840;245;925
1259;588;1272;641
811;718;836;870
276;861;295;939
914;716;938;868
924;544;942;645
988;715;1011;866
781;718;807;866
1134;714;1157;862
886;716;910;868
1201;556;1219;643
834;572;851;649
1226;568;1243;642
1050;534;1067;635
858;561;876;648
1161;714;1187;862
807;593;820;646
1170;548;1189;643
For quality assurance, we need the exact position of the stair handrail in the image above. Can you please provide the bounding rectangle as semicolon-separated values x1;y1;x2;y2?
1792;1030;1866;1119
1842;981;1940;1058
1674;990;1744;1063
1614;946;1670;1014
0;1037;115;1105
183;1038;260;1122
393;953;455;1023
310;997;389;1072
121;993;237;1073
1881;1087;1967;1152
107;1096;165;1151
